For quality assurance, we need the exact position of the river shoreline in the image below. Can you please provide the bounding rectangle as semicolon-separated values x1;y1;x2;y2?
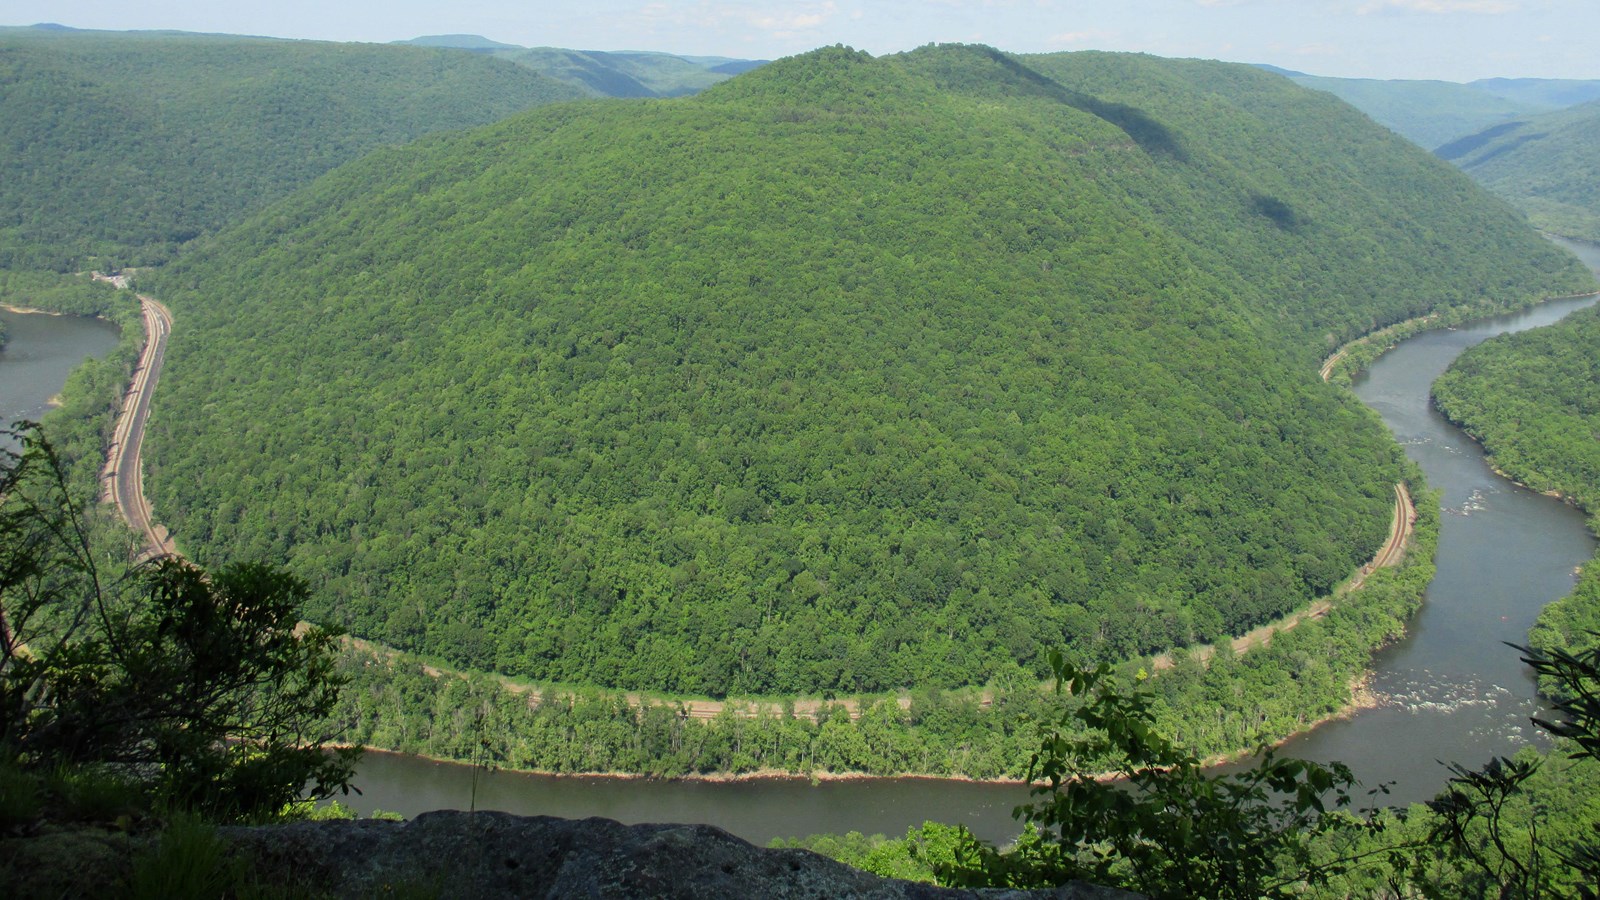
334;678;1386;789
346;746;1038;787
1320;288;1600;385
0;303;70;316
1432;407;1591;511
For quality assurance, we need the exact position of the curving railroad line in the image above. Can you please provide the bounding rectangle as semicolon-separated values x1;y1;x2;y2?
101;295;176;560
96;290;1417;720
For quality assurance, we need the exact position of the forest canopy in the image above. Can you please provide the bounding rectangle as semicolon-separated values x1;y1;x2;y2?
0;28;582;271
143;44;1594;698
1439;99;1600;243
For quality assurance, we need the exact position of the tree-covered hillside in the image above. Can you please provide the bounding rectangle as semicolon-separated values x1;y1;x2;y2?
1439;99;1600;242
1282;73;1544;150
145;45;1592;698
0;28;583;270
1275;70;1600;151
396;35;766;99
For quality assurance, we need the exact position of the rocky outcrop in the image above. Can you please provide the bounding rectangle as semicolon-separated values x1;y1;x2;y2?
222;811;1145;899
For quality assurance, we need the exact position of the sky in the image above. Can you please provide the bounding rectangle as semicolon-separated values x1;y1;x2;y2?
4;0;1598;82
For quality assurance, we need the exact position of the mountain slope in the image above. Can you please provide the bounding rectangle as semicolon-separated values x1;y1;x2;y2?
1282;73;1543;150
1274;71;1600;151
1440;99;1600;242
145;45;1592;697
494;47;768;98
0;29;583;270
396;35;769;99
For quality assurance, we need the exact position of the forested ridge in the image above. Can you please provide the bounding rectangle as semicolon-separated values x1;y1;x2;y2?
135;44;1593;701
1280;73;1543;152
394;35;763;99
1276;71;1600;152
1439;99;1600;243
0;28;582;271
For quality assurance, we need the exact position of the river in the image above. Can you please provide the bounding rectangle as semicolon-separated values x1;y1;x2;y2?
1273;239;1599;792
1;245;1596;844
0;307;120;453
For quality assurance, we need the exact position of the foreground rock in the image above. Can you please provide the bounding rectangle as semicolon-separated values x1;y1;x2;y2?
222;811;1143;899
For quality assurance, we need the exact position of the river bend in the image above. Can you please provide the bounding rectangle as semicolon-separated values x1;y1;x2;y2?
2;242;1596;842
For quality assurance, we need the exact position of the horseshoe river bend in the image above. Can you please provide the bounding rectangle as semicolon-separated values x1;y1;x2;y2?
1;239;1595;843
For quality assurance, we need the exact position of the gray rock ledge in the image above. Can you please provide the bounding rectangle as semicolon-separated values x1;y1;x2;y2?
221;810;1146;899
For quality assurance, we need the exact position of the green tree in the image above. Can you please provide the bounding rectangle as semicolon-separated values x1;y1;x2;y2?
936;650;1389;899
0;424;358;821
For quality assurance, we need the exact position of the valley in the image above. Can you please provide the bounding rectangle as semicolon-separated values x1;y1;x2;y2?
142;44;1588;709
4;22;1600;894
7;35;1595;780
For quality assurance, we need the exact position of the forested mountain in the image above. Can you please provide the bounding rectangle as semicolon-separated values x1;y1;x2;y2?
145;44;1592;698
398;35;767;99
1276;70;1600;151
1470;76;1600;111
1273;68;1600;242
1279;72;1545;150
396;34;523;52
0;28;583;270
1439;100;1600;242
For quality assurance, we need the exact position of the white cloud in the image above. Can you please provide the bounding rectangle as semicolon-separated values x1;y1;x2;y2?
749;2;839;31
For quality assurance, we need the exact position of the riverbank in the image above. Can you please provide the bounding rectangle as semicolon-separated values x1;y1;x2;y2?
350;746;1037;787
1320;289;1600;385
331;487;1439;786
1;303;71;316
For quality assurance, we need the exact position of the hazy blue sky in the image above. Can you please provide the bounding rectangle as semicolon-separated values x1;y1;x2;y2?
5;0;1597;81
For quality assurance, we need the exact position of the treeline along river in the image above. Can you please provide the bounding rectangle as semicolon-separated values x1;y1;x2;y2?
0;241;1595;843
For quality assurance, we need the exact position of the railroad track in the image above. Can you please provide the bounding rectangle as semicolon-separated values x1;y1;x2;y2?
100;294;176;560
